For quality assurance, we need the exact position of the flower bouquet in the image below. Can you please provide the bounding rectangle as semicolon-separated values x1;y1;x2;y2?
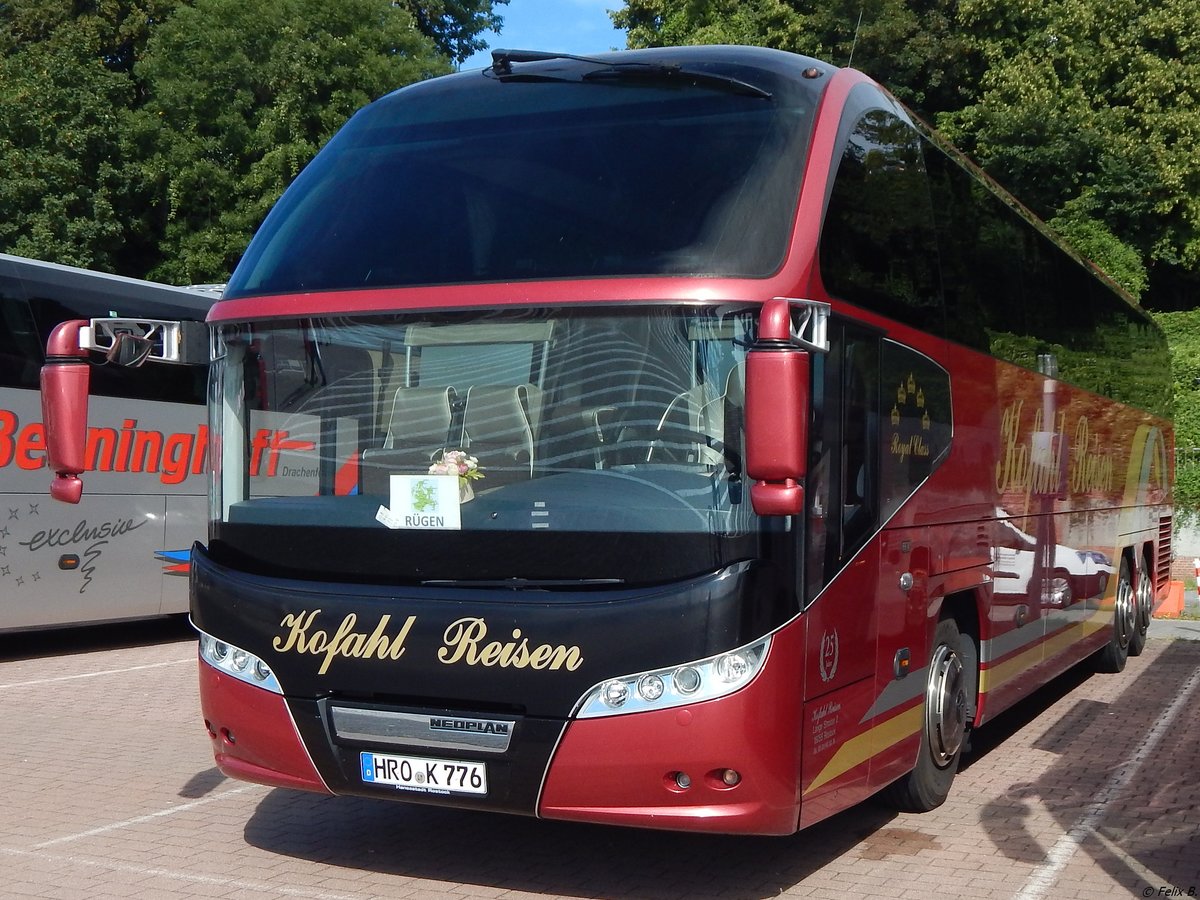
429;449;484;503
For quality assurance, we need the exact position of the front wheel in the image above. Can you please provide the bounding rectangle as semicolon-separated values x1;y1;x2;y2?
884;617;971;812
1094;555;1134;673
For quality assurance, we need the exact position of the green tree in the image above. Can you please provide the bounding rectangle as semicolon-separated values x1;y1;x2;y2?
1153;310;1200;511
939;0;1200;308
0;12;139;269
403;0;509;64
0;0;503;279
135;0;449;284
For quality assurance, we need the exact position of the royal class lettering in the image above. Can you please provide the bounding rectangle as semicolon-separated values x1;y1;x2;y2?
890;433;930;463
271;611;584;675
273;610;417;675
439;617;584;671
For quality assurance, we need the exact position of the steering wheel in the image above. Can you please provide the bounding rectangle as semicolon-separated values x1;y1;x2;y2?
642;425;742;477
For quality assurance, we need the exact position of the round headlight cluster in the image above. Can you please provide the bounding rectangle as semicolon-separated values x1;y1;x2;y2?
575;637;770;719
197;629;282;694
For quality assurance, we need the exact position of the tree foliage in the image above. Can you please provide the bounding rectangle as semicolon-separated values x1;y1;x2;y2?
1153;310;1200;510
136;0;448;283
940;0;1200;308
402;0;509;64
0;0;501;280
0;3;169;271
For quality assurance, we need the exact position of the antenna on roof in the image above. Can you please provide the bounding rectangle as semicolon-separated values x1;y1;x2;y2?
847;6;864;67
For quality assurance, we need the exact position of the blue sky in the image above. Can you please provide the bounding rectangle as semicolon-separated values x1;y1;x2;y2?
461;0;627;71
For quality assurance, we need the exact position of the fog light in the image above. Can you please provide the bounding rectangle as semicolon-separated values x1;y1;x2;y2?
674;771;692;789
601;680;629;708
722;768;741;786
253;659;273;682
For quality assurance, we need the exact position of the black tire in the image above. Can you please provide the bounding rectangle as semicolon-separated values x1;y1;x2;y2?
1128;553;1152;657
884;617;970;812
1094;555;1134;673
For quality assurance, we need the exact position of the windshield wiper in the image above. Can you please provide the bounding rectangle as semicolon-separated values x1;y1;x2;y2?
489;49;773;100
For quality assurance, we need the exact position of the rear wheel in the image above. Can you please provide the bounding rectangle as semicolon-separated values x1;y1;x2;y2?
1128;553;1152;657
884;617;970;812
1095;555;1134;673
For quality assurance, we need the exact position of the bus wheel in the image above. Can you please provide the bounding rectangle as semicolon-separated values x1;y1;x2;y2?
1128;553;1152;657
1095;555;1134;673
884;617;969;812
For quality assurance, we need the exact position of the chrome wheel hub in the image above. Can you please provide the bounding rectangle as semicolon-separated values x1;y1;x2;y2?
926;643;966;767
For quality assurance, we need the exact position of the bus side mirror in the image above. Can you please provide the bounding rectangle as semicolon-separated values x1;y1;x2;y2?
745;298;814;517
41;320;92;504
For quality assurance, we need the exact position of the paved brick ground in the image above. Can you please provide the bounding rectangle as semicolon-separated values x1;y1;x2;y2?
1;619;1197;900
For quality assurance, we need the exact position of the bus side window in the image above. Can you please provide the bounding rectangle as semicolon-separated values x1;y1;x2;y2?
879;340;952;522
0;296;42;389
806;326;879;601
840;335;879;559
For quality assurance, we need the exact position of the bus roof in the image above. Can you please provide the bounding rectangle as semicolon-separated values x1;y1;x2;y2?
0;253;217;320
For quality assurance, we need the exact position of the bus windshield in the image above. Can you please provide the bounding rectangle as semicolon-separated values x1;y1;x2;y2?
209;305;773;586
223;53;818;296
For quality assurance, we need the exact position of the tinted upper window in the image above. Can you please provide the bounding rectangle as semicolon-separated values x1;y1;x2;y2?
819;107;942;333
226;52;821;297
924;144;1172;417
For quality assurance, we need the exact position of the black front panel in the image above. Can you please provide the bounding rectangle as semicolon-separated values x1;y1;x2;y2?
191;544;791;718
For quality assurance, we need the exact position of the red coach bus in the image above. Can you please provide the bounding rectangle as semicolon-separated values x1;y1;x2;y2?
41;46;1172;834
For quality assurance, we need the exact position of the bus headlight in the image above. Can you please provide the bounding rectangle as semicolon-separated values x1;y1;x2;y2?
196;628;282;694
573;637;770;719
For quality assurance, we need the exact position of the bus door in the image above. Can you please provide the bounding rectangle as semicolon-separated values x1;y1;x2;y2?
799;324;881;818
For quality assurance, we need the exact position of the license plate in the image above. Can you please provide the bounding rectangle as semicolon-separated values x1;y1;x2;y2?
359;751;487;796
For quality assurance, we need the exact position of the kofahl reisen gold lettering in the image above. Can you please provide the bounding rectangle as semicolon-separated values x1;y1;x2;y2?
438;616;583;671
273;610;416;675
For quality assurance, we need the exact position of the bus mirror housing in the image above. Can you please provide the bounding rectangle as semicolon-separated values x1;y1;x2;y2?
41;320;92;504
40;316;209;504
745;298;828;517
